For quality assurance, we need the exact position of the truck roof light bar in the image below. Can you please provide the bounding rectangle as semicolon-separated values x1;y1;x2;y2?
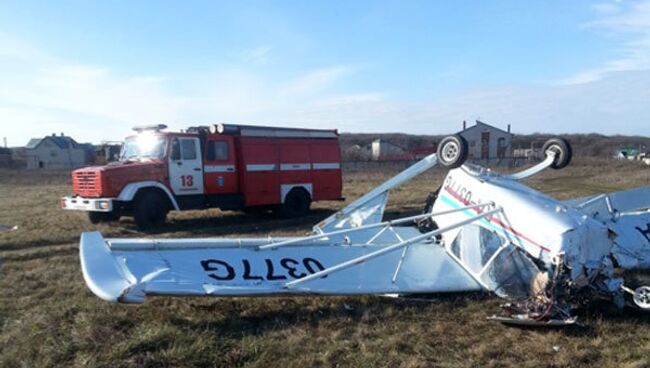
132;124;168;133
210;123;339;139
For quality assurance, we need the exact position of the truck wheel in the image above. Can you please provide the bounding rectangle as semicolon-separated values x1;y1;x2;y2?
280;189;311;218
542;138;572;169
133;191;169;230
87;211;120;224
437;135;469;169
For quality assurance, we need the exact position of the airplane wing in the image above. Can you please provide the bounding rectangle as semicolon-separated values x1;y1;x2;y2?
565;186;650;219
564;187;650;270
79;230;483;304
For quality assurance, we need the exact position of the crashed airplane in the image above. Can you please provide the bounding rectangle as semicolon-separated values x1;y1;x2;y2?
79;135;650;326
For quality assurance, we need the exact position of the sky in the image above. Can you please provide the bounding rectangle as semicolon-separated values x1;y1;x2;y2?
1;0;650;145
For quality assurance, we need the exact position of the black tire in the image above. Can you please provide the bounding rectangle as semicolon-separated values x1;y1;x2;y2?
280;188;311;218
437;135;469;169
87;211;120;224
542;138;572;169
133;191;169;230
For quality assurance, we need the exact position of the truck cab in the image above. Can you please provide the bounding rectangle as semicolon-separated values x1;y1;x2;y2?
61;124;343;229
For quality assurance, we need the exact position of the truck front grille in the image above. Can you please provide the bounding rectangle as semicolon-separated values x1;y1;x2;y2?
73;171;101;197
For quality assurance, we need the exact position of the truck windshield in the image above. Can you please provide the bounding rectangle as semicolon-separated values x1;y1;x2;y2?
120;134;167;161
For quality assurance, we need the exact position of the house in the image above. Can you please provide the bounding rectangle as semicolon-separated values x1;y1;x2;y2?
95;142;123;163
0;147;11;167
370;139;414;161
615;147;641;160
513;147;543;160
513;140;546;160
24;133;94;170
411;145;438;160
457;120;513;162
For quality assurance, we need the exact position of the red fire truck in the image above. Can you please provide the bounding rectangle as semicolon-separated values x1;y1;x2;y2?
61;124;343;229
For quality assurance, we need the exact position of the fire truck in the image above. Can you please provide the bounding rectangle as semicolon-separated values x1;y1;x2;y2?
61;124;343;229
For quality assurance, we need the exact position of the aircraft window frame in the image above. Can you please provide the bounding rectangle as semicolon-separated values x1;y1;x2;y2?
449;224;507;275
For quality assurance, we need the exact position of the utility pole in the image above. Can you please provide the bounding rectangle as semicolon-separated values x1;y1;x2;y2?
2;137;6;148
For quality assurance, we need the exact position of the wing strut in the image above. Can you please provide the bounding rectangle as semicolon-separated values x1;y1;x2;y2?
284;207;503;289
314;152;439;232
259;202;494;250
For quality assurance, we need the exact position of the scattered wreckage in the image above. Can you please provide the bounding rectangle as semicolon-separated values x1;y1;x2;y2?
79;135;650;326
0;224;18;232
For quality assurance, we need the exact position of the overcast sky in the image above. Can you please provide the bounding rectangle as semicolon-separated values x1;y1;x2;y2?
1;0;650;145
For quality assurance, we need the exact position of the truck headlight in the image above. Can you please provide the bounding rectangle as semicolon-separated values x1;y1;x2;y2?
96;200;110;210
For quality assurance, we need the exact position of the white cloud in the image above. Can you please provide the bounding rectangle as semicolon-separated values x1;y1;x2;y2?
270;69;650;136
3;4;650;149
0;37;359;145
562;1;650;84
591;3;621;16
238;45;273;65
279;66;351;96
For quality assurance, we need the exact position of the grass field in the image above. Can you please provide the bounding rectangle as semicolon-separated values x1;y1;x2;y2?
1;159;650;367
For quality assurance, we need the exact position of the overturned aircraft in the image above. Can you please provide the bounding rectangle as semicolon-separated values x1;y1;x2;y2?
79;136;650;326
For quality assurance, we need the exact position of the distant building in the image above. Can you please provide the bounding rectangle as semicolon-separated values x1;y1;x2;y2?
0;147;11;167
411;145;438;160
95;142;122;163
457;120;513;161
513;148;543;159
513;140;545;160
371;139;407;160
24;133;94;170
10;147;27;167
369;139;424;161
615;147;641;160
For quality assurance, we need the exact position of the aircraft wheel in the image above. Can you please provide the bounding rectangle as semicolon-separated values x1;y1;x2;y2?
542;138;572;169
633;286;650;309
437;135;469;169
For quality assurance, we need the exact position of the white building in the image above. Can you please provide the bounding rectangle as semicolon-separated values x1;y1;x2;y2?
457;120;513;161
25;134;94;170
370;139;410;160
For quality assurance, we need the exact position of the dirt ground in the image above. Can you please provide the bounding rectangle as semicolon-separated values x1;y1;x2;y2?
1;158;650;367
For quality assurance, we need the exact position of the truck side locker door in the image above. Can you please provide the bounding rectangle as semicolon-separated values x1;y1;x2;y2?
168;136;205;195
280;139;312;195
204;136;238;194
240;138;280;206
310;141;343;200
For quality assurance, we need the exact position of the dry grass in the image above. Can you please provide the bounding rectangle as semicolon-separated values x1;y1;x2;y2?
1;159;650;367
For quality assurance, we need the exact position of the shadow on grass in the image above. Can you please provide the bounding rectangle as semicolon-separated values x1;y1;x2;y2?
134;208;337;236
1;245;77;262
164;291;650;341
163;292;492;340
169;297;421;338
0;209;338;252
0;238;79;252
